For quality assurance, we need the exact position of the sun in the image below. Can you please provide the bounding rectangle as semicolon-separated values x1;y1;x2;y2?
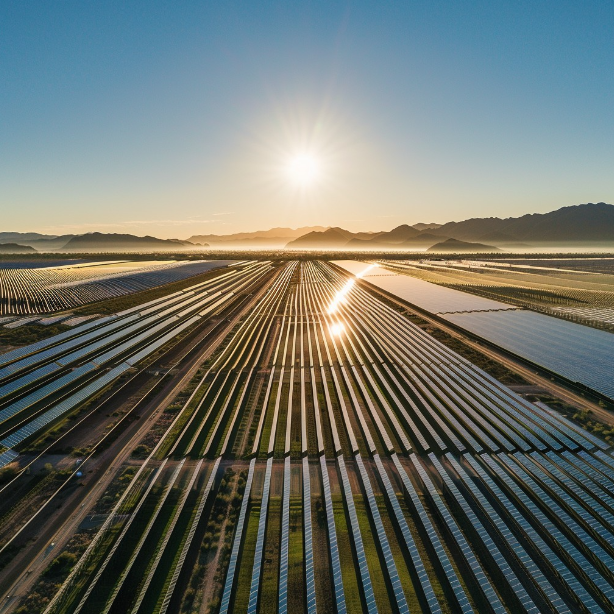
286;153;321;188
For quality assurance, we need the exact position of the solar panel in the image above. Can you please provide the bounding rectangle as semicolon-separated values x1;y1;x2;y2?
219;458;256;614
468;454;603;612
411;454;506;613
320;456;347;614
495;454;614;603
355;454;409;613
446;454;570;612
278;457;291;614
392;454;473;613
337;455;377;614
0;363;129;448
0;448;18;468
247;457;273;614
0;362;96;427
375;455;441;613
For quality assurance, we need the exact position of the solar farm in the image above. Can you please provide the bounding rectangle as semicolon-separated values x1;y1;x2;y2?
0;260;234;316
375;258;614;332
1;260;614;613
338;261;614;401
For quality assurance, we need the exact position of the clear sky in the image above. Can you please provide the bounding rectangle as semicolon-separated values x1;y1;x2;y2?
2;1;613;238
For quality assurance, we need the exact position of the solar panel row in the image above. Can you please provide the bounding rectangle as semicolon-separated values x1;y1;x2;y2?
219;458;256;614
278;456;291;614
0;362;96;428
355;454;410;614
391;455;473;613
494;454;614;603
443;454;565;612
374;455;441;613
247;456;273;614
465;454;604;612
410;454;506;614
0;363;129;449
320;456;347;614
337;455;377;614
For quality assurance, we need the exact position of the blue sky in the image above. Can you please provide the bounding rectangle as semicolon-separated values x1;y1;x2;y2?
1;1;613;237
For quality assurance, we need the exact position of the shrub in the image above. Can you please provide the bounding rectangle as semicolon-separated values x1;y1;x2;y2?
131;444;151;459
0;464;18;484
43;552;77;578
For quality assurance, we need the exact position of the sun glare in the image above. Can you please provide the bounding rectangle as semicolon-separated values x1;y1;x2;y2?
286;153;321;188
327;279;355;314
329;322;345;336
356;263;378;278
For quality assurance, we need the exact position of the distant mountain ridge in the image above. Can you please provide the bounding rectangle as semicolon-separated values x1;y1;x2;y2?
188;226;327;247
0;232;58;242
286;223;445;249
286;227;357;248
286;225;443;249
412;223;442;232
60;233;200;252
431;202;614;243
0;232;76;250
285;203;614;249
4;203;614;253
0;243;37;254
426;238;500;253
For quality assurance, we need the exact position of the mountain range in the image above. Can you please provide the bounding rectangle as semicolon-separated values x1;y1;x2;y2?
61;233;200;251
0;243;37;254
426;238;501;253
0;232;203;252
431;202;614;243
187;226;327;248
1;203;613;253
285;203;614;250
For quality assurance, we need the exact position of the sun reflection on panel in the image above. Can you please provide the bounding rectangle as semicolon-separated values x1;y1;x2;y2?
327;279;355;314
356;263;378;278
329;322;345;336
